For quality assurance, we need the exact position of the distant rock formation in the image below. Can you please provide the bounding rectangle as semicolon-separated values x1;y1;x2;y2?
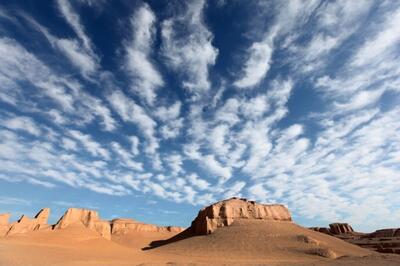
310;222;400;254
7;208;51;235
191;197;292;235
111;218;183;235
0;213;10;236
329;223;354;235
368;228;400;238
53;208;185;240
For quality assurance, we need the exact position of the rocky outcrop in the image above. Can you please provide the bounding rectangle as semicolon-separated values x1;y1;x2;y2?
2;207;185;240
34;208;50;225
329;223;354;235
367;228;400;238
191;197;292;235
310;223;400;255
7;208;51;235
110;218;184;235
55;208;111;240
0;213;11;236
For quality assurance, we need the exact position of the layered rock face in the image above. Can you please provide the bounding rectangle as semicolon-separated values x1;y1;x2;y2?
191;197;292;235
329;223;354;235
7;208;51;235
55;208;111;240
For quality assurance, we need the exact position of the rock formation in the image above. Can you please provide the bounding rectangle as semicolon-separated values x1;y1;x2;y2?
55;208;111;240
7;208;51;235
310;222;400;254
329;223;354;235
190;197;292;235
0;213;10;236
54;208;185;240
368;228;400;238
110;218;184;235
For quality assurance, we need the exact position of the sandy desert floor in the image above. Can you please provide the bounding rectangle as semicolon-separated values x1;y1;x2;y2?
1;220;400;266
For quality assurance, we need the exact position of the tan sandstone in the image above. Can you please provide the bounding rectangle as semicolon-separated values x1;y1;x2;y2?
190;197;292;235
111;218;184;235
0;213;11;236
55;208;111;240
7;208;51;235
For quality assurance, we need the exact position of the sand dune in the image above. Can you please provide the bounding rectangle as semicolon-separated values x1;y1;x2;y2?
1;198;399;265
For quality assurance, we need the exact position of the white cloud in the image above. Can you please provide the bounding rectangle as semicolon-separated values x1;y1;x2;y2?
234;38;274;88
3;116;41;136
57;0;92;51
187;173;210;190
125;3;164;105
111;142;143;171
351;7;400;67
161;0;218;93
108;89;158;154
69;130;110;160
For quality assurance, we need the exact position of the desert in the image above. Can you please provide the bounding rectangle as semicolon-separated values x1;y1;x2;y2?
1;0;400;265
0;198;399;266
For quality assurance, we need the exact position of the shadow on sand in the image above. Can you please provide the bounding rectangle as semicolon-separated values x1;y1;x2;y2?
142;228;195;250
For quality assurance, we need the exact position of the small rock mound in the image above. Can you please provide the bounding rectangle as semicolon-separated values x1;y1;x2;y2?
190;197;292;235
307;247;338;259
297;234;320;245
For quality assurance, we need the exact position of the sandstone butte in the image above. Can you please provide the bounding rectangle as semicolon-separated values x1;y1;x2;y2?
0;207;184;239
190;197;292;235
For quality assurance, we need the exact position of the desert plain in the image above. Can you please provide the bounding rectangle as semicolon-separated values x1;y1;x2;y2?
0;198;399;266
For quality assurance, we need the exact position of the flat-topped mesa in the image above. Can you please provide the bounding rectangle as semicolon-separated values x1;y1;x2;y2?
191;197;292;235
54;208;111;240
6;208;51;235
329;223;354;235
110;218;185;235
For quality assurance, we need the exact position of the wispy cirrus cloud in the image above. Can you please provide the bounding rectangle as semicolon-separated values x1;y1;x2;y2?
124;3;164;105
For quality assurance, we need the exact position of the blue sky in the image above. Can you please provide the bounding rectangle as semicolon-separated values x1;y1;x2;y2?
0;0;399;232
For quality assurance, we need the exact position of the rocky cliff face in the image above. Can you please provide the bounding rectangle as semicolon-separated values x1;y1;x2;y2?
191;197;292;235
7;208;51;236
329;223;354;235
54;208;111;240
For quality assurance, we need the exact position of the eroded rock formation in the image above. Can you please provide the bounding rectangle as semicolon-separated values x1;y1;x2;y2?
191;197;292;235
0;213;10;236
55;208;111;240
53;208;184;240
329;223;354;235
111;218;183;235
7;208;51;235
310;223;400;254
